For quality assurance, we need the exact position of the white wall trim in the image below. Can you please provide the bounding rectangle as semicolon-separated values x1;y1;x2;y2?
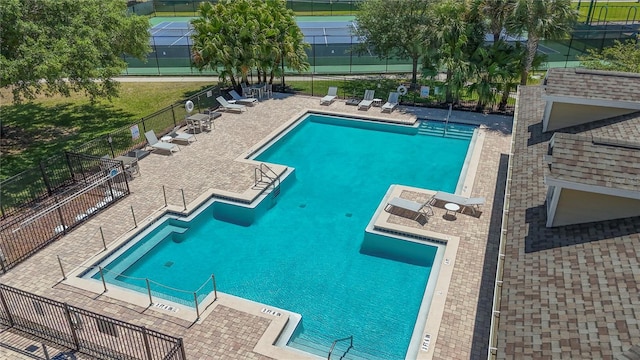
542;100;553;132
545;184;562;228
540;94;640;110
545;177;640;201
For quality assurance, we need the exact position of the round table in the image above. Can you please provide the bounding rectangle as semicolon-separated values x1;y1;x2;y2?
160;136;173;143
444;203;460;217
372;98;383;107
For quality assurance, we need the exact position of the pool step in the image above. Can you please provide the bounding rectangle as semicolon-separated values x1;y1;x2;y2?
418;121;475;140
287;338;327;358
288;337;387;360
103;224;189;278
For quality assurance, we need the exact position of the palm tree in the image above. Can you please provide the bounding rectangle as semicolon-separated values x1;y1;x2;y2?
506;0;577;85
191;0;307;91
431;0;485;104
191;2;241;89
477;0;514;43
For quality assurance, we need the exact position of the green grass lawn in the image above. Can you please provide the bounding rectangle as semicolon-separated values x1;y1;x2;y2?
576;2;640;22
0;82;214;180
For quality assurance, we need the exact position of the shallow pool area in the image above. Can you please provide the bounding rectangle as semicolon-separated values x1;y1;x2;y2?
81;113;476;359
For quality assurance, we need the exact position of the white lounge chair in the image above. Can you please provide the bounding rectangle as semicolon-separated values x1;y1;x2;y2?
321;86;338;105
381;92;400;113
229;90;258;105
358;90;375;110
216;96;247;112
384;197;434;220
169;126;196;144
429;191;485;215
144;130;179;155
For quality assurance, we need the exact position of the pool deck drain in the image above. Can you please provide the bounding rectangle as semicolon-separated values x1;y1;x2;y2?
0;93;512;360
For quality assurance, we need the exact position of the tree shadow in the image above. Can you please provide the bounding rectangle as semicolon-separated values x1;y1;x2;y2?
1;102;135;179
181;84;216;99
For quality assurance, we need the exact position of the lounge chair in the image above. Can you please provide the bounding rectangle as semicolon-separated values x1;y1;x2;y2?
320;86;338;105
381;92;400;113
169;126;196;144
429;191;485;215
144;130;179;155
228;90;258;106
384;197;434;220
358;90;375;110
216;96;247;113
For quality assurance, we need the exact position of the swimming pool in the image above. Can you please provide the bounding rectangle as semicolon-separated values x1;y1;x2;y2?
83;113;475;359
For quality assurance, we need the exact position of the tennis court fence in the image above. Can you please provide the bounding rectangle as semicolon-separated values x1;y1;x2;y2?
129;0;364;16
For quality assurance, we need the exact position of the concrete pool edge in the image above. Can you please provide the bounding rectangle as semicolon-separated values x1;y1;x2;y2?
64;109;471;359
237;108;418;163
372;185;460;360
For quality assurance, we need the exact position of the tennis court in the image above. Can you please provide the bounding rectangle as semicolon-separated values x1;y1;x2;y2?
149;17;357;46
137;16;577;75
145;17;381;73
536;43;561;55
151;21;193;46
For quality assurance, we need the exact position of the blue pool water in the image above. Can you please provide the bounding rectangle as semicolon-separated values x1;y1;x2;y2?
89;114;474;359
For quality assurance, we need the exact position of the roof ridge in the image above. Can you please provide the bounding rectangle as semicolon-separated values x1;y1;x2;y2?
573;67;640;79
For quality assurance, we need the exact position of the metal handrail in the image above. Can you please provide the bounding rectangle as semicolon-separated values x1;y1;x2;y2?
254;163;280;188
444;103;453;136
260;163;280;185
328;335;353;360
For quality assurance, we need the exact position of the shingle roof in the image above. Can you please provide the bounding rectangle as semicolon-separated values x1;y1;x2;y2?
498;85;640;359
548;131;640;192
543;67;640;103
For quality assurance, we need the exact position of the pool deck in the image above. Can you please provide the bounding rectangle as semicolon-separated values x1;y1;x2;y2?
0;93;512;359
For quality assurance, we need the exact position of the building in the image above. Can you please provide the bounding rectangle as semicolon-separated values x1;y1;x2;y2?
497;68;640;358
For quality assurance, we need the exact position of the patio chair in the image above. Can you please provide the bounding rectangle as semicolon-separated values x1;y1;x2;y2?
429;191;485;215
229;90;258;105
169;126;196;144
216;96;247;113
384;197;434;221
358;90;375;110
265;83;273;98
381;92;400;113
144;130;179;155
320;86;338;105
241;84;255;99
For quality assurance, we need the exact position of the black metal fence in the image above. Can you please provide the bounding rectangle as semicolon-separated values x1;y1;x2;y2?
124;28;639;76
0;85;222;273
0;283;186;360
125;1;639;76
0;154;130;273
130;0;363;17
74;85;222;158
285;74;517;115
123;33;414;76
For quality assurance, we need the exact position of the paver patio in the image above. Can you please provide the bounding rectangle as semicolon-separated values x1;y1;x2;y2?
0;93;512;359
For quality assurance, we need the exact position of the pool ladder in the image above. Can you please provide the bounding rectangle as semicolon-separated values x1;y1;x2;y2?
254;163;281;198
328;335;353;360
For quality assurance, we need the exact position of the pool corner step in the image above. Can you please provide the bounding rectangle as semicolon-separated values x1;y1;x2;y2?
418;121;474;139
289;338;386;360
102;224;190;279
